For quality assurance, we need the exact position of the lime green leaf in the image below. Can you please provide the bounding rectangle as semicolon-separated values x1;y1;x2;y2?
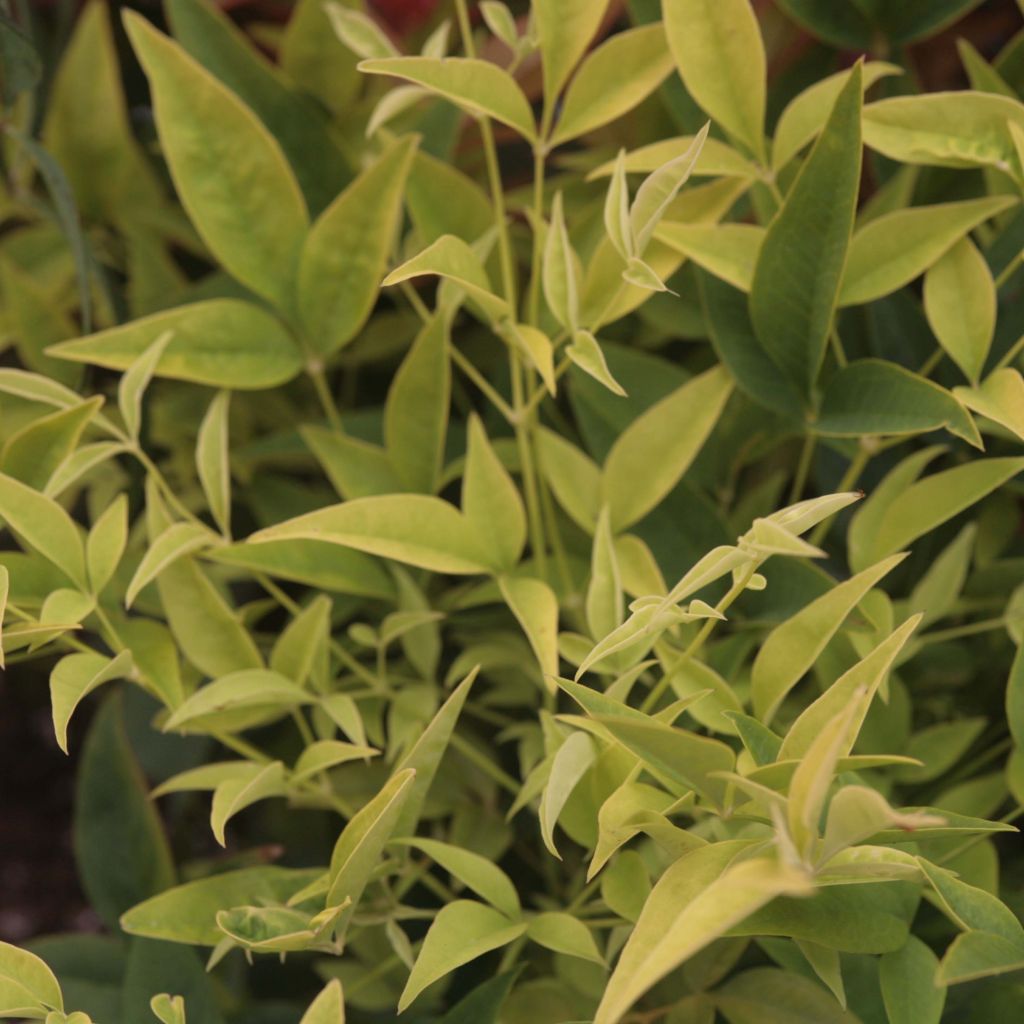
773;62;902;170
714;967;861;1023
595;854;812;1024
300;980;345;1024
655;223;764;292
406;150;493;245
604;150;633;261
752;552;906;723
527;912;603;964
550;23;673;147
270;595;331;688
391;668;478;835
863;92;1024;177
956;368;1024;442
543;192;580;332
499;576;560;684
150;993;186;1024
1;397;103;490
293;741;378;781
909;523;976;627
503;322;557;394
920;859;1024;942
894;718;987;784
0;941;63;1016
121;866;321;945
840;196;1014;307
879;935;946;1024
664;0;767;162
862;457;1024;565
821;787;944;864
303;426;403;500
250;495;494;575
533;0;609;104
536;427;601;532
124;13;308;310
300;135;418;355
196;391;231;536
587;508;623;641
0;471;86;589
50;649;133;754
539;731;597;857
464;416;526;572
359;57;536;141
398;901;526;1012
816;359;981;448
326;4;398;60
118;330;173;442
936;930;1024;985
392;837;520;919
164;670;312;733
925;235;998;383
749;64;862;397
567;330;627;396
48;300;304;389
385;314;451;494
211;761;286;846
126;522;216;608
602;365;732;531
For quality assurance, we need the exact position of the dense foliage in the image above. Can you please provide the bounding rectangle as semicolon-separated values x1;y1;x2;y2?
3;0;1024;1021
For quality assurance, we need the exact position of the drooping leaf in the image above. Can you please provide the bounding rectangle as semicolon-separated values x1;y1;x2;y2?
50;650;133;754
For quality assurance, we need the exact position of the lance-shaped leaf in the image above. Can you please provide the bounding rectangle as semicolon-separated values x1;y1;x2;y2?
925;235;998;384
543;193;580;332
85;498;128;600
752;552;907;723
326;768;417;915
549;23;674;147
840;195;1015;307
123;13;308;310
664;0;767;162
391;668;478;836
879;936;946;1024
527;912;604;964
587;508;623;641
196;391;231;536
392;837;520;919
955;368;1024;443
210;761;286;847
539;731;597;858
567;330;626;396
292;741;378;781
749;63;862;397
604;150;633;261
398;901;526;1012
935;931;1024;985
250;496;494;575
164;670;313;733
601;365;732;531
119;330;173;442
327;4;398;59
48;300;304;390
300;135;418;355
656;223;764;292
464;416;526;572
779;614;922;760
50;649;133;754
1;397;103;491
919;859;1024;944
500;576;560;685
533;0;609;105
359;57;536;141
0;941;63;1017
0;471;86;589
270;595;332;689
821;787;944;864
299;980;345;1024
126;522;217;608
595;849;812;1024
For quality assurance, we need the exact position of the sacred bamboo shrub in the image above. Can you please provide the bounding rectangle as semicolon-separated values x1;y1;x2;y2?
2;0;1024;1021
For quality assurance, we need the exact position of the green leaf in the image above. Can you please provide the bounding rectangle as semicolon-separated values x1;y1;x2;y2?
119;330;173;442
567;330;627;397
860;457;1024;565
773;62;903;170
391;668;478;835
749;63;862;397
359;57;536;141
121;866;321;945
151;993;186;1024
0;566;7;670
284;0;360;115
840;196;1014;307
0;941;63;1017
655;223;764;292
956;368;1024;443
925;236;998;384
936;930;1024;985
75;694;176;932
0;6;41;105
299;980;345;1024
500;576;560;684
601;364;732;531
392;837;520;918
664;0;767;162
270;594;332;688
124;13;308;310
0;470;86;589
895;718;987;784
51;649;133;754
464;416;526;572
326;4;399;60
533;0;609;104
252;495;494;574
604;150;633;261
714;967;861;1023
587;508;623;641
879;936;946;1024
543;192;580;332
398;901;526;1012
126;522;216;609
816;360;981;448
595;851;811;1024
1;397;103;491
48;300;304;390
919;859;1024;943
549;23;674;146
440;970;521;1024
210;760;286;847
384;314;451;494
293;740;378;781
536;427;602;532
164;670;312;733
303;426;403;500
526;912;604;964
863;92;1024;178
300;135;418;356
539;731;597;857
196;391;231;536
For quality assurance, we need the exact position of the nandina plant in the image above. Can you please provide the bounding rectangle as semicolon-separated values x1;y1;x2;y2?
2;0;1024;1021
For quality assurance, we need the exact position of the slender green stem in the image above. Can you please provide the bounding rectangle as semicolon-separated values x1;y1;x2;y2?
522;354;572;415
511;359;549;580
995;332;1024;372
399;280;431;324
937;804;1024;865
919;616;1005;646
788;434;816;504
528;146;546;326
995;250;1023;290
133;446;205;528
829;327;848;368
918;348;944;377
450;346;516;423
450;733;520;795
308;363;343;433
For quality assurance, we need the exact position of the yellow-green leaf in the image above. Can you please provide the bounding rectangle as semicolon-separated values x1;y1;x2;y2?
50;650;133;754
196;391;231;536
500;575;560;684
